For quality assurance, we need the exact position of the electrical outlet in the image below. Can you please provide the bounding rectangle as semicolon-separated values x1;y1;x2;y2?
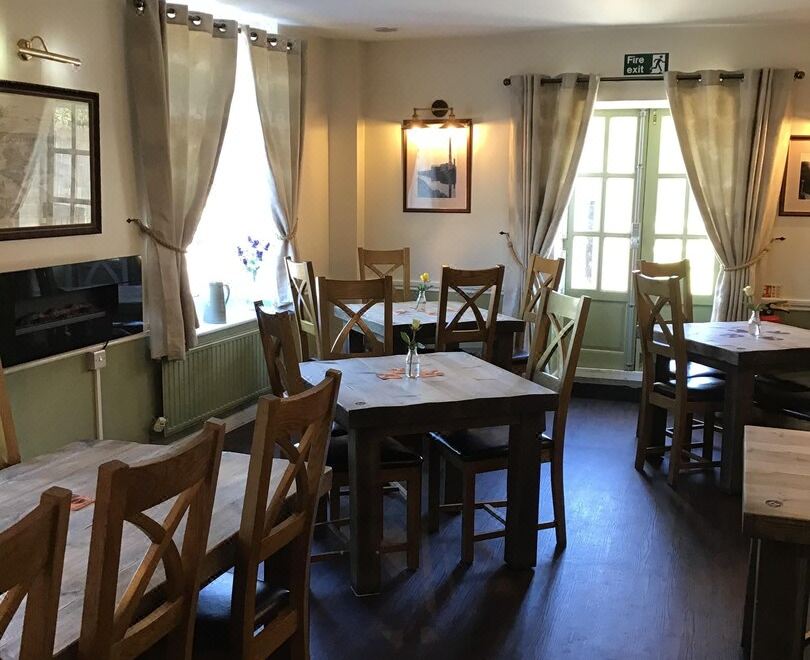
87;349;107;371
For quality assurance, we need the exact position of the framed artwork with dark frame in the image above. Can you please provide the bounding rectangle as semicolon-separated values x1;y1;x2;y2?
0;80;101;240
780;135;810;217
402;119;472;213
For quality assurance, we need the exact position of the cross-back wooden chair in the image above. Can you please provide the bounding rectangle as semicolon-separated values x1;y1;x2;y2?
0;486;70;660
195;371;341;659
512;255;564;372
253;305;423;570
0;357;20;469
286;258;320;360
638;259;693;322
358;247;410;303
428;289;590;562
78;421;225;660
435;265;505;363
634;272;723;487
316;276;393;360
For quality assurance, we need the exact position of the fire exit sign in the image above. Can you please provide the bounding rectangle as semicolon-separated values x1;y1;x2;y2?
624;53;669;76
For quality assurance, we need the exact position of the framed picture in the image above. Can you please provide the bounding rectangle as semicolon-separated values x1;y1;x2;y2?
402;119;472;213
0;80;101;240
780;135;810;216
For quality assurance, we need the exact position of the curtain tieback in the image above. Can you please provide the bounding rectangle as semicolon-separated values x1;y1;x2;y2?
127;218;186;254
277;218;298;242
722;236;787;272
499;231;525;269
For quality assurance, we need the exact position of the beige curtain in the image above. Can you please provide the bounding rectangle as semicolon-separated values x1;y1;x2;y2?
507;73;599;313
665;69;794;321
247;28;304;300
125;1;237;359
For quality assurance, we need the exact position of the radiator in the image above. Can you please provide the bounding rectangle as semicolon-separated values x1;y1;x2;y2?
161;328;270;437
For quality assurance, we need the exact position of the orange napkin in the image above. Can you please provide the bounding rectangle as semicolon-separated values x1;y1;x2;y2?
70;494;95;511
376;367;444;380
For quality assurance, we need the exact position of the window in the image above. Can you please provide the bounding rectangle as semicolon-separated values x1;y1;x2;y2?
187;35;283;327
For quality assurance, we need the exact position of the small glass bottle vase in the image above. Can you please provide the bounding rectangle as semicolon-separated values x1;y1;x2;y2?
405;346;421;379
414;289;427;312
748;310;762;338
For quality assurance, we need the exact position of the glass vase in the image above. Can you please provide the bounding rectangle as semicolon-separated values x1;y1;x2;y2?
414;289;427;312
405;347;420;379
748;310;761;338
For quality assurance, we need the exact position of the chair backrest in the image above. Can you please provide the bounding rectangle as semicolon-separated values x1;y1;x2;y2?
634;272;689;388
638;259;693;322
254;304;307;397
0;357;20;469
285;258;320;360
358;247;410;302
228;370;341;658
526;291;590;443
79;422;225;660
435;265;505;362
0;486;70;660
519;255;564;322
316;276;393;360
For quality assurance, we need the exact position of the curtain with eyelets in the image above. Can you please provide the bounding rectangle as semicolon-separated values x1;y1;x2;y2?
125;0;237;359
246;28;304;303
507;73;599;315
665;69;794;321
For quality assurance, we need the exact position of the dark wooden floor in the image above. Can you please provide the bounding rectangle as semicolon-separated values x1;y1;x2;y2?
227;398;749;659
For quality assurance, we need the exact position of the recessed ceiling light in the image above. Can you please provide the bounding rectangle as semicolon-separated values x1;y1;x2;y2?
374;26;398;33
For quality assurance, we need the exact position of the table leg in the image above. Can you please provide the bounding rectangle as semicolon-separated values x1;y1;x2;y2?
348;428;382;595
505;414;544;568
750;539;809;659
720;368;754;493
492;330;515;370
741;538;757;652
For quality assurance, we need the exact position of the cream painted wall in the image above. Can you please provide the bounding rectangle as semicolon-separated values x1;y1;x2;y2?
358;24;810;301
0;0;142;270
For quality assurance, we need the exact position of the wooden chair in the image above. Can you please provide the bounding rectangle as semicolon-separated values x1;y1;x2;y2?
428;290;590;562
435;265;505;363
358;247;410;303
194;371;340;659
634;272;723;487
512;255;564;371
78;421;225;660
286;258;320;360
254;304;423;570
0;486;70;659
316;276;393;360
0;357;20;469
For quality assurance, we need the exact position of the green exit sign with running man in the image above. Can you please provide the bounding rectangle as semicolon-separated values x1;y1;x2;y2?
624;53;669;76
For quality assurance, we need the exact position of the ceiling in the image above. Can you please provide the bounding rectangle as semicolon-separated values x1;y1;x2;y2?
212;0;810;39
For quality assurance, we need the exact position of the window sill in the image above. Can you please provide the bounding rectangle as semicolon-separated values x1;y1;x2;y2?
196;304;257;338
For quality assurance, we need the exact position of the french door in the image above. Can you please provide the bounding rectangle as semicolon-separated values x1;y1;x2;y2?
561;108;717;371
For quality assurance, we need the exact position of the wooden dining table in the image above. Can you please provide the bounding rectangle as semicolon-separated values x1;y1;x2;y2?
337;301;525;370
0;439;316;659
741;425;810;659
300;351;557;595
653;321;810;493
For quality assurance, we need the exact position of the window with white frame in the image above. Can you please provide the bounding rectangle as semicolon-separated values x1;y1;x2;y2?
186;34;283;327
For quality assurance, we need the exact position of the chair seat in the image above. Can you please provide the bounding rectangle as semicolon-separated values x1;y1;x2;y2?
653;376;725;402
668;360;725;379
755;372;810;421
512;349;529;366
194;572;290;653
327;435;422;471
430;428;552;462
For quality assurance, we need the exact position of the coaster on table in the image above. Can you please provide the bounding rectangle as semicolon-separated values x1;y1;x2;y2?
70;494;95;511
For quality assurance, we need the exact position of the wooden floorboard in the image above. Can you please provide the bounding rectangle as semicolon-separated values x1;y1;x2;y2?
227;398;750;659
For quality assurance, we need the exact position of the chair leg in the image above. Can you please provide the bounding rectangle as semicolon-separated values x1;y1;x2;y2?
668;407;689;488
406;471;422;570
550;451;567;549
636;396;655;471
702;412;715;460
461;469;476;564
329;481;341;521
316;493;328;523
427;442;441;533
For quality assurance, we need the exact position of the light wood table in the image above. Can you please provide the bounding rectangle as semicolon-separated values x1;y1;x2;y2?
300;351;557;595
741;425;810;659
653;321;810;493
0;440;309;659
337;301;525;370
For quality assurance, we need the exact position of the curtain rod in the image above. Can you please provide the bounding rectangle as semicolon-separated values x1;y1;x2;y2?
502;71;806;86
